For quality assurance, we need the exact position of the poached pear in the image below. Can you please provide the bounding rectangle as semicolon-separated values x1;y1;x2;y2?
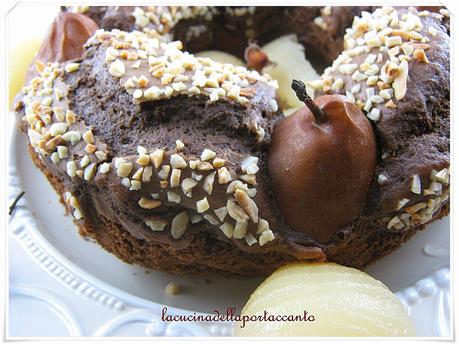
268;80;377;243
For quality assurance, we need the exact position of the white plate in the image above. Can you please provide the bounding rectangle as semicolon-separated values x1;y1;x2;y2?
8;118;451;337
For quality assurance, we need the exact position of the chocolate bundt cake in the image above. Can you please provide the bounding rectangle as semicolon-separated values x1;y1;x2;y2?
13;6;450;276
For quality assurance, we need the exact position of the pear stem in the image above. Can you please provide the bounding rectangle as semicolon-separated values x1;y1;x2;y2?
291;80;327;124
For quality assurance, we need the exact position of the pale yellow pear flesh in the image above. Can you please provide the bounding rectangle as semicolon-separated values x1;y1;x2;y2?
234;263;415;337
261;34;320;112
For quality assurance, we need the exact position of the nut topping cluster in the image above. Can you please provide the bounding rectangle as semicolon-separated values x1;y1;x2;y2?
89;29;278;106
18;61;109;219
308;6;447;122
113;142;275;246
313;6;332;31
132;6;218;36
386;167;449;231
64;191;84;220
